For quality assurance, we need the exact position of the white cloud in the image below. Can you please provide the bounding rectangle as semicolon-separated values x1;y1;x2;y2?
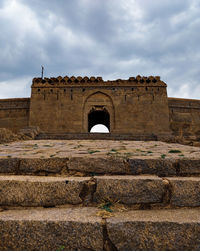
0;76;31;99
0;0;43;39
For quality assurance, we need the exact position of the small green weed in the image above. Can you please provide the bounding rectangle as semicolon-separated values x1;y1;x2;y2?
43;145;52;147
168;149;182;153
99;201;113;213
111;149;118;152
50;154;56;157
179;154;185;157
88;150;100;154
147;151;153;153
106;152;112;155
161;154;166;159
136;149;146;152
56;246;65;251
90;172;99;176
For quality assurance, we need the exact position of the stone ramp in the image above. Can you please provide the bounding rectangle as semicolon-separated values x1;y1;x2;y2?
0;175;199;208
0;207;199;251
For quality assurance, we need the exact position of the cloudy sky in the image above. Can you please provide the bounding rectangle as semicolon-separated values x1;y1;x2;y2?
0;0;200;99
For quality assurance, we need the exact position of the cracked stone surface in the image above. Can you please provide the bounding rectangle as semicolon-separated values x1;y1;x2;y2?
0;207;199;251
0;175;200;208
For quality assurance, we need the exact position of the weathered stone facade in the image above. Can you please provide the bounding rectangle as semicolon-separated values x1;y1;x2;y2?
0;75;200;141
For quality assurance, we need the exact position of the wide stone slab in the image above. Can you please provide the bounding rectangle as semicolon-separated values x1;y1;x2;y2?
94;175;165;204
0;158;19;174
68;156;128;174
19;158;69;175
178;159;200;176
168;177;200;207
0;207;103;251
107;209;200;251
127;158;177;176
0;175;90;206
0;156;200;177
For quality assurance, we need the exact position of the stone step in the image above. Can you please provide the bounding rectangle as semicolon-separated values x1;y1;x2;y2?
0;207;199;250
36;132;157;141
94;176;200;207
0;176;93;207
0;175;199;208
106;208;200;251
0;157;200;176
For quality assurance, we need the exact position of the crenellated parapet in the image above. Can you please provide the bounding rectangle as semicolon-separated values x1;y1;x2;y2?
32;75;166;88
32;76;103;87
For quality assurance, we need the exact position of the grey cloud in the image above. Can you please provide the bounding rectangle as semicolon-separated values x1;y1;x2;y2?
0;0;200;99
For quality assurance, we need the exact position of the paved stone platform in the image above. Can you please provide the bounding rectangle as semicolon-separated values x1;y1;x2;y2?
0;140;200;159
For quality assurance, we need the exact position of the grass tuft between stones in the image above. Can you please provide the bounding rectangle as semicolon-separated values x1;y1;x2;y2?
168;149;182;153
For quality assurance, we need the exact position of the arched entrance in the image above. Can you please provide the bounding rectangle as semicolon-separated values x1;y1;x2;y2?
83;91;115;133
88;109;110;132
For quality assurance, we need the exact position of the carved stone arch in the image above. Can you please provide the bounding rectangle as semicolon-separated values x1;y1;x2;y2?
83;91;115;132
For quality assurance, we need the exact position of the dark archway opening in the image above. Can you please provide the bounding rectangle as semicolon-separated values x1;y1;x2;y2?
88;110;110;133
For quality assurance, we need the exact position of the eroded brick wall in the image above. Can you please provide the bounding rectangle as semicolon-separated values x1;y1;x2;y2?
168;98;200;140
0;98;30;132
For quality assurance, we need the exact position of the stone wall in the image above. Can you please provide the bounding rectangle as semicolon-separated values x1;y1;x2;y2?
168;97;200;140
0;98;30;133
0;76;200;141
29;76;171;137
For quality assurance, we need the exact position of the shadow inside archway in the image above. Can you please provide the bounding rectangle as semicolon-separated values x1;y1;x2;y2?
88;110;110;133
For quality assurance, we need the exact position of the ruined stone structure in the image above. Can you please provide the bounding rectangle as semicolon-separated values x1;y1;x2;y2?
0;76;200;250
0;75;200;141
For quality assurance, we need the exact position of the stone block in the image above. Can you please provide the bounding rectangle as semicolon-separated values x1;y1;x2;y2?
94;175;165;204
0;158;19;174
19;158;68;175
128;159;176;176
0;176;90;206
0;207;103;251
178;159;200;176
68;157;128;174
107;209;200;251
168;177;200;207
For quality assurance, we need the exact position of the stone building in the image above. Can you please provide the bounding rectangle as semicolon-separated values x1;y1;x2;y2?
0;75;200;140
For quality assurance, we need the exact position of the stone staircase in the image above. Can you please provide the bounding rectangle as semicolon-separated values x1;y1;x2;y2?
0;156;200;250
